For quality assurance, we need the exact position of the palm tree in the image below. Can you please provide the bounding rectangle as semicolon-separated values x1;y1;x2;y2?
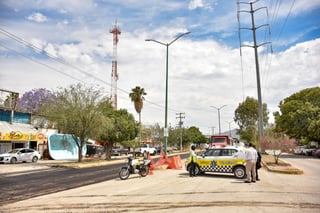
129;86;147;124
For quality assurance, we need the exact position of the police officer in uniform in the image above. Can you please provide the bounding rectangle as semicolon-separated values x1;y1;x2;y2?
189;144;197;177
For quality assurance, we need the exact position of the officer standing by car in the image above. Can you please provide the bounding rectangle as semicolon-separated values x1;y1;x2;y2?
189;144;197;177
244;143;258;183
253;144;261;181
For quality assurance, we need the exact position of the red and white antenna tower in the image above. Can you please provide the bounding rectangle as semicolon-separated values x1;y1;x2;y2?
110;21;121;110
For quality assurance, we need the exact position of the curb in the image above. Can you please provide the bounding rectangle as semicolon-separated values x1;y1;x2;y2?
261;159;303;175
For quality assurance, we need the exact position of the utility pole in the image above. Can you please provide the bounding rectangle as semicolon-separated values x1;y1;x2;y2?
176;112;185;152
210;126;215;135
226;121;233;138
238;1;271;147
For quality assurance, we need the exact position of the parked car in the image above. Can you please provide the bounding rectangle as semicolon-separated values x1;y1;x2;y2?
0;148;41;164
294;146;305;155
185;146;246;179
312;149;320;158
111;146;129;156
155;146;162;154
86;144;104;157
301;146;317;156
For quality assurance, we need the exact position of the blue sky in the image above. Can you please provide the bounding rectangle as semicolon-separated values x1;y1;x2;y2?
1;0;320;136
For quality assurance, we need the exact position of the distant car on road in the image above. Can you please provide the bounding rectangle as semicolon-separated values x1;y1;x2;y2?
111;146;129;156
0;148;41;164
86;144;104;157
301;146;317;156
312;149;320;158
294;146;305;155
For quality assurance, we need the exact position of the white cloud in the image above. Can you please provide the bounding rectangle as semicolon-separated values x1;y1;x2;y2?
1;0;319;135
188;0;204;10
2;30;319;134
27;12;48;23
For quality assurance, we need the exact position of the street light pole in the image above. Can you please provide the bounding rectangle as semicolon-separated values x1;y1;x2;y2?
226;121;233;138
210;105;227;135
146;32;190;155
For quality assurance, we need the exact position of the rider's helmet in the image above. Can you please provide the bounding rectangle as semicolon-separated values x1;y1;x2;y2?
191;145;196;151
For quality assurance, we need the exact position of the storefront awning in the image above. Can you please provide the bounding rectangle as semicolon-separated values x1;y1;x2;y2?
0;121;45;141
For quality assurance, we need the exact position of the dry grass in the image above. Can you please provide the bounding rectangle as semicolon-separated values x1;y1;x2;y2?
261;154;303;174
261;154;290;165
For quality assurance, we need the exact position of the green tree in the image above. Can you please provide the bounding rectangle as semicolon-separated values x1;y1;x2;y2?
149;123;163;146
168;126;181;147
274;87;320;142
3;92;19;110
42;83;108;162
183;126;207;148
129;86;147;124
234;97;268;144
97;108;139;160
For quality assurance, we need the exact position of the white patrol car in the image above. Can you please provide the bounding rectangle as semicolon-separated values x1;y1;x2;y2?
186;146;246;179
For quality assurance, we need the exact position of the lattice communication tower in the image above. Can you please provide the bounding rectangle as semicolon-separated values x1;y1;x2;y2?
110;21;121;110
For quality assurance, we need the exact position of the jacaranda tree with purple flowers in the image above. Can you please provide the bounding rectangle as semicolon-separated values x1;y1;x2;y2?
18;88;56;114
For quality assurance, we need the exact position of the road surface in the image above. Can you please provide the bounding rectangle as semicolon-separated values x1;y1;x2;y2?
1;154;319;212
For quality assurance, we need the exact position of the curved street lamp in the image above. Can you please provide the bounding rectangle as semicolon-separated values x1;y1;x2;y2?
210;105;227;135
146;31;190;154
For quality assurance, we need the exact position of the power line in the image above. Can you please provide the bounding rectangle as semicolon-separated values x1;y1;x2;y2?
274;0;296;48
0;28;109;87
0;43;85;83
0;28;182;114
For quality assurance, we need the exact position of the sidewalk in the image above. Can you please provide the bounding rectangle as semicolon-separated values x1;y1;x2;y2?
1;161;319;213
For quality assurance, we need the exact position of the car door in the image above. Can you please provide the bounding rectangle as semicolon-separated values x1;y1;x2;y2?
216;149;236;166
197;149;222;172
24;149;34;162
17;149;26;162
218;148;245;167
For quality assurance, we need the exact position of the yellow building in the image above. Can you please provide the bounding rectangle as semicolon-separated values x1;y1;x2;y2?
0;121;46;154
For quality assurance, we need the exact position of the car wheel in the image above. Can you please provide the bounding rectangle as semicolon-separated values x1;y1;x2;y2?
10;157;17;164
234;166;246;179
195;165;200;175
32;156;38;163
187;164;201;175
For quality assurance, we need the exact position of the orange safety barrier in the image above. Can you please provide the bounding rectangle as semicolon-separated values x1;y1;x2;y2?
169;155;183;170
148;167;153;175
147;151;183;172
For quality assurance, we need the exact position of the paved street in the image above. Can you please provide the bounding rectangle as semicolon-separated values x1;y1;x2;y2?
1;155;319;213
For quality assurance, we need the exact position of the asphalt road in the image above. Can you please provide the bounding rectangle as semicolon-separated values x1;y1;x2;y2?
0;162;121;206
1;153;319;212
280;154;319;176
0;153;189;207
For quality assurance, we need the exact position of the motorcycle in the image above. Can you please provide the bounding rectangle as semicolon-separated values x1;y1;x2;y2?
119;156;151;180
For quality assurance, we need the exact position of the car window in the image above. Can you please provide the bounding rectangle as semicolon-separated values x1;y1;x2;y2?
19;149;26;153
221;149;237;156
205;149;221;156
26;149;34;153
